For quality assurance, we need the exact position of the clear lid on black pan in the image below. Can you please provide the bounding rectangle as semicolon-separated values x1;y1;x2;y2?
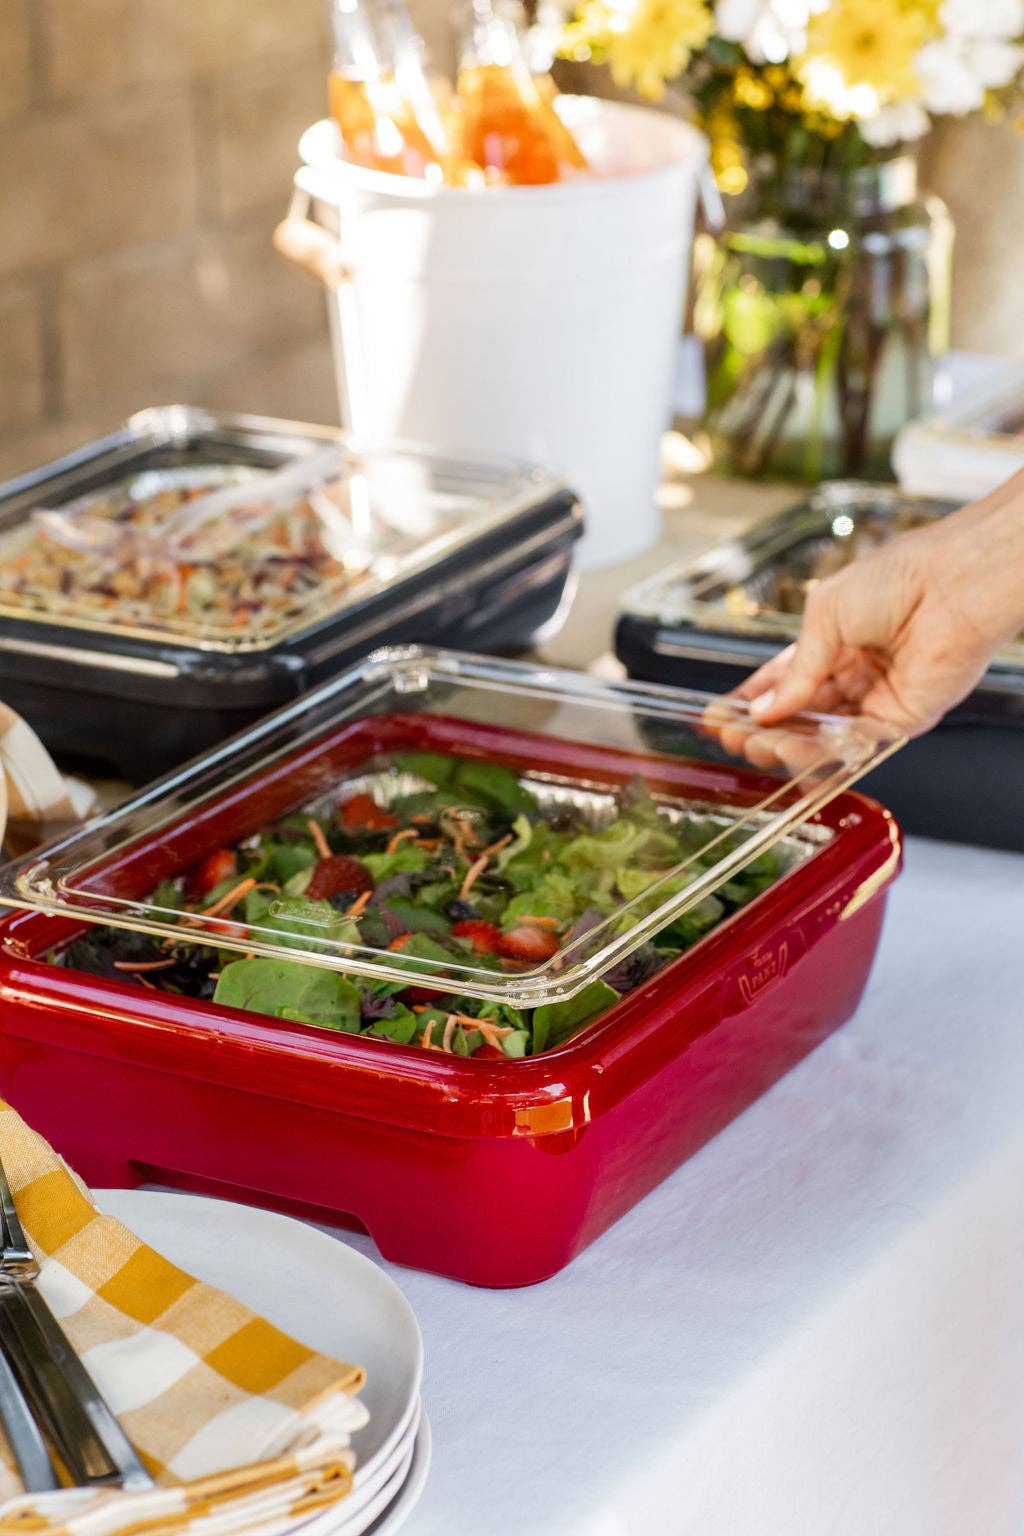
0;423;568;653
0;648;903;1008
620;481;1024;669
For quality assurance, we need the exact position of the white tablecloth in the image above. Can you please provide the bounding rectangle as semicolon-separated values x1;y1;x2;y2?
325;834;1024;1536
311;475;1024;1534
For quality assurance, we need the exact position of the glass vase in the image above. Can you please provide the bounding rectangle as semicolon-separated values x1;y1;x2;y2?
692;155;954;482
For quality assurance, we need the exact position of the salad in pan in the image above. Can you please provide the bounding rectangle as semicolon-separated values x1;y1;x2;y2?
0;470;369;640
60;753;786;1058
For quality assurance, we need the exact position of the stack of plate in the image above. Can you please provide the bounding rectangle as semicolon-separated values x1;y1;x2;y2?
98;1191;430;1536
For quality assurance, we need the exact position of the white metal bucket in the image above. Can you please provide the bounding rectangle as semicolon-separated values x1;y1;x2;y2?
292;97;709;569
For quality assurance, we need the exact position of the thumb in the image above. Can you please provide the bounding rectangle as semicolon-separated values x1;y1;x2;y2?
750;589;842;722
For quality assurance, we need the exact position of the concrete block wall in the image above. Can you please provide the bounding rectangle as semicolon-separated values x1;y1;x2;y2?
0;0;450;479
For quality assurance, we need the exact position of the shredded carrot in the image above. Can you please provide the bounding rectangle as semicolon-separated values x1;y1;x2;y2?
412;1006;515;1036
443;809;482;861
442;1016;456;1053
386;827;419;855
345;889;373;919
456;834;510;899
459;851;496;900
184;877;257;922
113;958;177;973
421;1019;436;1050
411;814;434;825
512;915;561;929
307;819;331;860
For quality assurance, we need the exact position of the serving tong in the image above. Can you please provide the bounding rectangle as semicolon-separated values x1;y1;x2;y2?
0;1151;152;1493
29;442;397;576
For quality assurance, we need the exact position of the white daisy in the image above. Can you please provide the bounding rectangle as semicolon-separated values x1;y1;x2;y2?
859;100;930;147
714;0;815;64
939;0;1024;41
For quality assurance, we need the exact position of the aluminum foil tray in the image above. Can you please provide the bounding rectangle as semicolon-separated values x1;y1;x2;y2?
310;765;831;865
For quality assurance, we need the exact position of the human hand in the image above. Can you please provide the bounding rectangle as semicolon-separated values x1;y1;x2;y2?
732;472;1024;738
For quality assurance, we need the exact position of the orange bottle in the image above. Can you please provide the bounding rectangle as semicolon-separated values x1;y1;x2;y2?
376;0;460;184
455;0;583;186
328;0;442;179
524;1;589;171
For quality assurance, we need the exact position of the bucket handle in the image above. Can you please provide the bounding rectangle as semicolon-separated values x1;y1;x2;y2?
273;203;350;291
273;186;372;440
697;164;725;234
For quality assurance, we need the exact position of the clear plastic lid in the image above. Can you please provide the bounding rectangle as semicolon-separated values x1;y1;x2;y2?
0;648;903;1009
0;441;565;652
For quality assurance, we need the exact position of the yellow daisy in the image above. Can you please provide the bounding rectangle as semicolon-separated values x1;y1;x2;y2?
799;0;935;119
563;0;714;99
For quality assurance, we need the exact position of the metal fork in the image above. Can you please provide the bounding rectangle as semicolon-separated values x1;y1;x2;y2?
0;1318;59;1491
0;1153;152;1490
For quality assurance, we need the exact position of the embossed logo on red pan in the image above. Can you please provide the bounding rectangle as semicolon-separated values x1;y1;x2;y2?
738;941;790;1007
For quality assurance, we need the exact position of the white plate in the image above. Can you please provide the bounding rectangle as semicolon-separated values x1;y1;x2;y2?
307;1414;431;1536
319;1426;416;1536
96;1190;423;1487
363;1414;431;1536
340;1400;420;1519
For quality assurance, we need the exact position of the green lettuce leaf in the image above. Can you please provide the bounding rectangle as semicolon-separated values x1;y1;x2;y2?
362;845;431;880
257;897;360;953
503;871;577;927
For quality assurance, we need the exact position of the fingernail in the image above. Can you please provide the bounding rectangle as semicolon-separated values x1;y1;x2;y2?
750;689;775;718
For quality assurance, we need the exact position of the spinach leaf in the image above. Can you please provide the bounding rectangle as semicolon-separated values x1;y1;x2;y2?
368;1009;419;1045
253;841;318;886
386;933;456;975
532;980;620;1053
395;751;459;786
214;958;361;1032
396;752;537;815
452;760;538;815
382;898;451;937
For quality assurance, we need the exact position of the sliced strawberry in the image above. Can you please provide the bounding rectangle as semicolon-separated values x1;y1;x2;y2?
497;924;560;964
401;984;440;1005
340;793;398;832
188;848;237;898
306;854;373;901
450;919;502;954
203;918;247;941
474;1043;507;1061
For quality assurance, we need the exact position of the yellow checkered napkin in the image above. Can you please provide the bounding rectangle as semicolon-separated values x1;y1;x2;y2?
0;1104;368;1536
